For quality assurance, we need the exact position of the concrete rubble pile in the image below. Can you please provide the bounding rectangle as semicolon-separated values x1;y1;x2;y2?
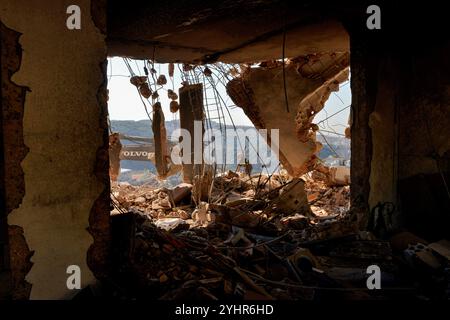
302;169;350;217
106;54;446;300
106;172;450;300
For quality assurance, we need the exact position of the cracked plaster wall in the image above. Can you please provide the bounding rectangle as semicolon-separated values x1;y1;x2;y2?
0;0;108;299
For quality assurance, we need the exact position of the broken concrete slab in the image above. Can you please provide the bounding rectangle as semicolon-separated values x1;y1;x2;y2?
227;53;349;177
429;240;450;261
275;178;312;216
151;192;172;210
280;214;310;230
403;243;442;270
154;218;189;232
170;183;193;204
328;166;351;186
389;231;428;252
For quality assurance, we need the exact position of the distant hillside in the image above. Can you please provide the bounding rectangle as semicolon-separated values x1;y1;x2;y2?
111;119;350;172
317;134;351;160
111;119;252;140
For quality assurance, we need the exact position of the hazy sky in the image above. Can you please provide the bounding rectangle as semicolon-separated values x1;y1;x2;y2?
107;57;351;135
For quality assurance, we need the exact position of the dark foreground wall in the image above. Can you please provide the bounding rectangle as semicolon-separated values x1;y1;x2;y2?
0;0;110;299
346;3;450;239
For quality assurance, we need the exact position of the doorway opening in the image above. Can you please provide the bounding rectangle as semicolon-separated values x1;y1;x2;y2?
103;53;358;300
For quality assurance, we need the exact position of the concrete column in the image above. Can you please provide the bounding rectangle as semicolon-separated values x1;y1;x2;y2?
178;84;204;183
109;133;122;182
152;102;169;178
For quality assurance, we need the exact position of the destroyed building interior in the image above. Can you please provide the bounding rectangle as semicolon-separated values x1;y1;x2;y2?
1;1;450;301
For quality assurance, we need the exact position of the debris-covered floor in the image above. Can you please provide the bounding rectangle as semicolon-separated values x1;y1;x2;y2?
100;172;450;300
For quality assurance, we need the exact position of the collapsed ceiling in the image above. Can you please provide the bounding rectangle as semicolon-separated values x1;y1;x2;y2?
107;0;349;63
106;1;351;179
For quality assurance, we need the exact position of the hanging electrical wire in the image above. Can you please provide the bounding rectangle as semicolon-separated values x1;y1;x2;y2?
112;58;284;181
122;58;153;124
318;131;341;158
202;68;273;177
316;104;351;126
